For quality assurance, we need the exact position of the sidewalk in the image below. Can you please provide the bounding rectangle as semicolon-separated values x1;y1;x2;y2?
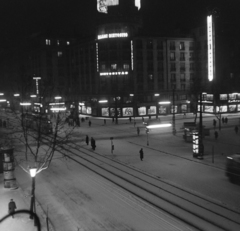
0;174;38;231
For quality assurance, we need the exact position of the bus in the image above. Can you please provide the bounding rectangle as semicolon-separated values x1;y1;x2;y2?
21;113;52;134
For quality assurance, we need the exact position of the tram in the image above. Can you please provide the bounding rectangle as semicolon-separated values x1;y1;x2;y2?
21;112;52;134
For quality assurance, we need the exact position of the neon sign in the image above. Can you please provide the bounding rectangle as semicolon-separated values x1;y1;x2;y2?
96;43;99;72
100;72;128;76
98;33;128;40
131;40;134;70
207;15;214;81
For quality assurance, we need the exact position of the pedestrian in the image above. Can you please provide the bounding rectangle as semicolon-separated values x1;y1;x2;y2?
142;117;144;122
234;126;238;134
104;119;106;125
225;117;228;124
213;119;216;129
88;120;91;127
86;135;89;145
134;120;136;127
129;117;132;123
137;127;140;136
214;131;218;140
139;148;144;161
91;137;96;150
222;117;225;124
112;117;114;123
8;199;17;218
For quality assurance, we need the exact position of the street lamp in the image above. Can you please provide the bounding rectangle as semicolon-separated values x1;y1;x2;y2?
29;167;37;224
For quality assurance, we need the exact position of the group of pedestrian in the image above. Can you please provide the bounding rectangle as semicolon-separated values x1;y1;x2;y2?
85;135;96;150
222;117;228;124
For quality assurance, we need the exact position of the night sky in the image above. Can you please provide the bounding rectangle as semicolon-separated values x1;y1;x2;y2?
0;0;240;48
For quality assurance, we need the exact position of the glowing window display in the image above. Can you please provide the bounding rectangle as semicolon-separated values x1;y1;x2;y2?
159;106;167;114
229;105;236;112
216;105;227;113
204;105;214;113
171;105;177;114
220;94;228;100
181;105;187;113
238;105;240;112
87;107;92;114
110;108;121;117
102;108;109;116
148;106;156;115
122;108;133;116
82;106;87;114
138;107;146;116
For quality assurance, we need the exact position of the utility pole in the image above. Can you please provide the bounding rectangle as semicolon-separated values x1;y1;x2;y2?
172;87;176;135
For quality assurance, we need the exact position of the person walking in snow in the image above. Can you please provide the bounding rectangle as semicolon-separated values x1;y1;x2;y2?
8;199;17;218
214;131;218;140
86;135;89;145
139;148;144;161
137;127;140;136
234;126;238;134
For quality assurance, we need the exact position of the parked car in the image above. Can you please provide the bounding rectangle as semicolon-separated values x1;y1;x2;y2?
226;153;240;183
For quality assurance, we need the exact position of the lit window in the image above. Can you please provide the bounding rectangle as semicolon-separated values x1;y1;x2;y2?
57;40;60;45
179;42;185;50
170;52;175;61
46;39;51;45
123;64;129;70
58;51;63;57
111;64;117;70
67;41;70;45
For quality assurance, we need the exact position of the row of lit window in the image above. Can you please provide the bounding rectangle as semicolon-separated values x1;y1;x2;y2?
101;64;130;71
46;39;70;46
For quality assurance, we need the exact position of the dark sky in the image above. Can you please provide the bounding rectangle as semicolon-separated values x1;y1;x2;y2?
0;0;240;45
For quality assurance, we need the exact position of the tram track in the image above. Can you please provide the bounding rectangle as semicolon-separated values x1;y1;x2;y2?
41;134;240;231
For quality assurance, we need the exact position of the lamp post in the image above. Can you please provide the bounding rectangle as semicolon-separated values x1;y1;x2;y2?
172;87;176;135
110;137;114;153
29;167;37;225
146;127;149;146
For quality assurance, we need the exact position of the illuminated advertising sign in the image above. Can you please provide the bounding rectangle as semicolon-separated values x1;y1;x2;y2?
207;15;215;81
229;105;236;112
238;105;240;112
102;108;109;116
98;33;128;40
122;107;133;116
216;106;227;113
100;72;128;76
82;106;87;114
148;106;156;115
87;107;92;114
204;105;214;113
110;108;121;117
192;131;199;155
220;94;227;100
171;105;177;114
159;106;167;114
97;0;140;13
131;40;134;70
138;107;146;116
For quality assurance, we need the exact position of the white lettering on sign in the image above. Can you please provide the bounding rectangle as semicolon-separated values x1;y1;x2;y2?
207;15;214;81
98;33;128;40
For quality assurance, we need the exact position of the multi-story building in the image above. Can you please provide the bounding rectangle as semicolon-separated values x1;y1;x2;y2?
67;0;194;118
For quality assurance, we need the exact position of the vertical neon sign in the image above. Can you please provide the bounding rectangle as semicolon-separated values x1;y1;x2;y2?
131;40;134;70
96;43;99;72
207;15;215;81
